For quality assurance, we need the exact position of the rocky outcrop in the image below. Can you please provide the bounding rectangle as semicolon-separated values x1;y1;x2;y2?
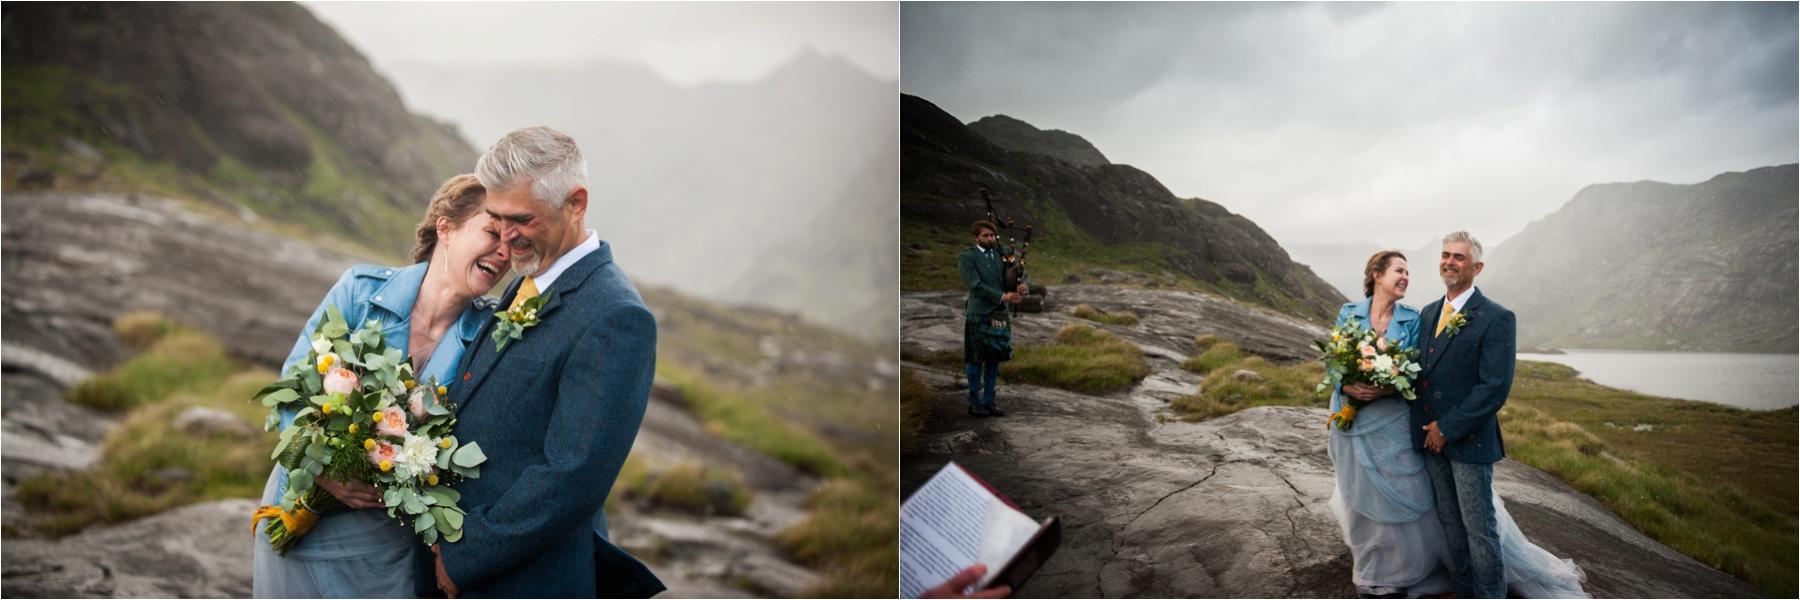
2;2;476;254
901;93;1345;323
901;290;1761;598
903;285;1328;364
967;115;1110;168
1482;164;1798;352
1;499;261;598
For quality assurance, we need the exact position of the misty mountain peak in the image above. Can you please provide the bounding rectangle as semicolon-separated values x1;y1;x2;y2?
967;114;1111;168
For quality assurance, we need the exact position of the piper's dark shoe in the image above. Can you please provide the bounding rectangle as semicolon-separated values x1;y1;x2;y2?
986;406;1006;417
968;405;990;418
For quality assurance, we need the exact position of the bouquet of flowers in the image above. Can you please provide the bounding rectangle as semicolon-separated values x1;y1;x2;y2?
1313;323;1422;431
251;304;487;555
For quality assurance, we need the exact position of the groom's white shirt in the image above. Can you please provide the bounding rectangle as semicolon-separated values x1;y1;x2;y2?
534;229;600;291
1444;285;1477;313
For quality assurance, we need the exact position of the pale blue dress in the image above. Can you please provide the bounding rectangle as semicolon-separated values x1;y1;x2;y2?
252;262;495;598
1325;297;1587;598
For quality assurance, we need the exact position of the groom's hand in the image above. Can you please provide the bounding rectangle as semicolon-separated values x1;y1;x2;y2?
315;477;382;509
433;544;460;599
1422;421;1446;453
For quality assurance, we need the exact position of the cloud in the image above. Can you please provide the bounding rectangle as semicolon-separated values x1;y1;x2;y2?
903;2;1797;248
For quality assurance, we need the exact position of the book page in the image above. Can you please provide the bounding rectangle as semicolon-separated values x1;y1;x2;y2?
900;462;1036;597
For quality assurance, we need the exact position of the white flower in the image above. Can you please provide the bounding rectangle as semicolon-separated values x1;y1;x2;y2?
1371;354;1395;375
396;434;439;476
310;336;332;356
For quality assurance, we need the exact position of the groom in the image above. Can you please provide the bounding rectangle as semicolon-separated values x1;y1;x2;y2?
1413;230;1515;598
425;127;664;597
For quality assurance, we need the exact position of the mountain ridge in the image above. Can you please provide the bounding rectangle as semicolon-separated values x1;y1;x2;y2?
901;93;1345;323
1484;163;1798;352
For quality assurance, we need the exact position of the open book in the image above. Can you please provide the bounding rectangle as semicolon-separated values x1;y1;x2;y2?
899;462;1061;598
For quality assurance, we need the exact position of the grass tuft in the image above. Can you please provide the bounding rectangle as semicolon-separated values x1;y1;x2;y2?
66;329;236;412
1181;340;1243;374
1170;355;1325;421
778;477;899;598
1071;304;1140;326
20;371;277;535
614;458;753;517
1001;324;1150;394
658;365;846;478
112;310;182;350
900;369;935;453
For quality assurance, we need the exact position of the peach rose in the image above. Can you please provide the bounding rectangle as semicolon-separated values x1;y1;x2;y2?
376;406;409;438
322;366;360;396
1376;337;1388;352
1358;343;1377;358
367;439;398;467
406;386;430;420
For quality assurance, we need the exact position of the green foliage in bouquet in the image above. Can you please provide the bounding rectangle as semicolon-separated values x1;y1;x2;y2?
1314;323;1422;431
251;305;487;555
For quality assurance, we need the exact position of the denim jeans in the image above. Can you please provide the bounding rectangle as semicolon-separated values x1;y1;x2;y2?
965;361;999;407
1423;452;1504;598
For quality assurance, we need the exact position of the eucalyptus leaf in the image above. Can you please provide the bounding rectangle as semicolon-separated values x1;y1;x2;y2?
451;443;487;468
260;388;300;406
440;506;464;530
288;469;314;493
443;528;463;543
426;487;461;504
414;512;436;534
424;527;439;545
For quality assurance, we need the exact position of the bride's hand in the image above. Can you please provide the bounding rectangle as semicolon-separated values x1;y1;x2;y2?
316;477;383;509
1342;383;1378;401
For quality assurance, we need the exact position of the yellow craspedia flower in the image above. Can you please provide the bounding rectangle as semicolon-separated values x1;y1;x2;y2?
363;438;376;450
321;402;335;415
347;423;359;434
438;438;453;449
379;460;392;472
404;379;416;390
436;386;448;397
316;353;336;374
427;474;440;487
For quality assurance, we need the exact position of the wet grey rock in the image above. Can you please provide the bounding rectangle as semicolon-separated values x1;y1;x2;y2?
903;286;1327;364
171;407;255;438
2;193;356;370
1;499;259;598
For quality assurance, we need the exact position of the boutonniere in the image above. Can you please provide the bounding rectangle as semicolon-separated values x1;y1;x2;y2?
491;289;555;351
1441;310;1469;337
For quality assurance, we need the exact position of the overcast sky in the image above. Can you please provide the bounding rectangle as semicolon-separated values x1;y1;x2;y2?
903;2;1798;249
305;1;897;86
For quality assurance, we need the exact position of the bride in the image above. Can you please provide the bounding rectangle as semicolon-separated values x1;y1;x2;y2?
1325;249;1587;598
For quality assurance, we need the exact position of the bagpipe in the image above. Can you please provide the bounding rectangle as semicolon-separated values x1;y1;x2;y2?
980;187;1037;307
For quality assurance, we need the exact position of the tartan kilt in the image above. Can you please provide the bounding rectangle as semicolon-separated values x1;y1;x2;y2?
963;311;1013;364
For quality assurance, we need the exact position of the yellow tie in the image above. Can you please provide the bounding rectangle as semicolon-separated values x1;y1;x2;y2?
509;276;540;311
1435;302;1456;337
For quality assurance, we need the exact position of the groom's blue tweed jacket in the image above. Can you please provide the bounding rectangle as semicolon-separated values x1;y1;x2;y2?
436;241;664;598
1411;287;1516;464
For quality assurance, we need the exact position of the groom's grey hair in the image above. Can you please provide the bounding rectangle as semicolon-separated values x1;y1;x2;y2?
1442;230;1484;264
475;126;588;208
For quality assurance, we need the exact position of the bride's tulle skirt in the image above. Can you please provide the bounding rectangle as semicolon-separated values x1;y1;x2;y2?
1327;392;1588;599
